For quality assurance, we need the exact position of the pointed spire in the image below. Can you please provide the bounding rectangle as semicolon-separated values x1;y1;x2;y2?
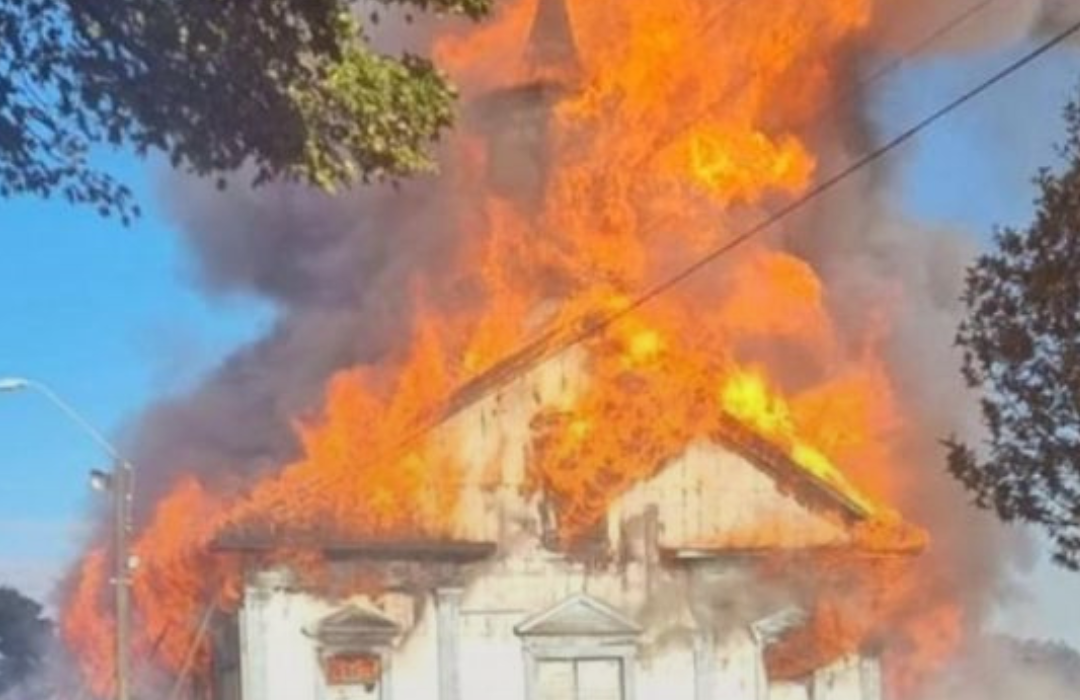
524;0;581;81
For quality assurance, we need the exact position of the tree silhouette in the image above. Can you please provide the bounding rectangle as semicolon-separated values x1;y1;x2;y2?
948;86;1080;571
0;0;491;221
0;586;52;696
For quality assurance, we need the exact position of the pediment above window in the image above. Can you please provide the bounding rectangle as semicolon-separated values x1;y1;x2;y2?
515;594;642;638
306;605;401;650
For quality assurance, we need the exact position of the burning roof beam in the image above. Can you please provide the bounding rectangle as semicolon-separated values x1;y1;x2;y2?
209;538;497;563
663;544;924;561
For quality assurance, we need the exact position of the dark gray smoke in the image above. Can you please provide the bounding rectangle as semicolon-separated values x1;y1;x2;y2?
123;5;501;507
871;0;1080;52
786;156;1026;653
776;0;1077;674
767;3;1080;693
922;637;1080;700
127;170;473;506
115;5;1075;695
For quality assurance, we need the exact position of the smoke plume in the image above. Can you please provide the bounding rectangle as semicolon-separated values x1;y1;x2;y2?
786;0;1080;662
97;1;1077;697
871;0;1080;51
129;171;471;503
921;637;1080;700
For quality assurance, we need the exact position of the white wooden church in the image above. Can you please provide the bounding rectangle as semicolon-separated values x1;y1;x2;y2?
207;345;921;700
202;2;922;698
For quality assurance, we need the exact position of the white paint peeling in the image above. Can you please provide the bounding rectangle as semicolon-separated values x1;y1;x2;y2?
222;350;889;700
231;549;884;700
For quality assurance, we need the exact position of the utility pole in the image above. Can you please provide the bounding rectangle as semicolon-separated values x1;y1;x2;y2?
113;460;134;700
0;378;138;700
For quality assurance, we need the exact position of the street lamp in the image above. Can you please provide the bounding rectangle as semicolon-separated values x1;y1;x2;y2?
89;468;115;493
0;377;134;700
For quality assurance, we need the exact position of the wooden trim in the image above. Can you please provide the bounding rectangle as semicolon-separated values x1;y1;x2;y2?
435;589;463;700
693;632;715;700
524;650;637;700
663;546;920;561
211;538;497;563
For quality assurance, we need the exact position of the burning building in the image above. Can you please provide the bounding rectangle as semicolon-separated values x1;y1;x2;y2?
207;342;925;700
61;0;981;699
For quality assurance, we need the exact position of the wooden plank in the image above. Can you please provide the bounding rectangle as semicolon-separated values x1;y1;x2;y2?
210;538;497;563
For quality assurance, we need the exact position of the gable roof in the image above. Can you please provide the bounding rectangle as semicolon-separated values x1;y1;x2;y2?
427;321;925;556
708;413;876;521
433;324;885;526
212;314;924;559
609;436;926;558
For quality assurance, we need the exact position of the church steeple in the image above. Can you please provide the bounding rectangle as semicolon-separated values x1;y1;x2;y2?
468;0;582;207
524;0;581;82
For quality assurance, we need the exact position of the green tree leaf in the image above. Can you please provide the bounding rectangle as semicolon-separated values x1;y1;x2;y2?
0;0;492;221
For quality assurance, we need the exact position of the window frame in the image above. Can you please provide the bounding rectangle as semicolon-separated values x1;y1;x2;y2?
529;652;630;700
515;595;641;700
307;605;401;700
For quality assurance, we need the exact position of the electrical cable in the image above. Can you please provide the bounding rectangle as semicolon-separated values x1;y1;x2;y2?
401;13;1080;449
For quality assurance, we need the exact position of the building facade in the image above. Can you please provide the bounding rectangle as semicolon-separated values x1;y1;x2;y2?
213;426;903;700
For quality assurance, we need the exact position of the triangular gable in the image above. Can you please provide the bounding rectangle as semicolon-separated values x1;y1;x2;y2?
750;606;809;647
609;440;855;553
515;594;642;638
431;313;881;524
709;415;876;519
308;605;400;649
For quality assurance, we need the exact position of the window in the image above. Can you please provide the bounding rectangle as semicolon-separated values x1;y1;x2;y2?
308;605;401;700
515;595;641;700
536;659;624;700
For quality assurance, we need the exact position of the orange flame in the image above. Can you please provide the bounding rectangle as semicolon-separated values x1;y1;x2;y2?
62;0;963;696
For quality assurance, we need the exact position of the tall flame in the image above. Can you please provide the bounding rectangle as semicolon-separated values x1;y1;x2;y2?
62;0;964;697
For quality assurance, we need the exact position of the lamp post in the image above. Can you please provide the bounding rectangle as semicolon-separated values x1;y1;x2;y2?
0;377;134;700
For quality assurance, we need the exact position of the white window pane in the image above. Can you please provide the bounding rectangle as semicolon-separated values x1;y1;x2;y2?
537;661;575;700
577;659;622;700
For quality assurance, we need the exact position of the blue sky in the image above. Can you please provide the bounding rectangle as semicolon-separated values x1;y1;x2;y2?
875;43;1080;646
0;37;1078;644
0;154;270;595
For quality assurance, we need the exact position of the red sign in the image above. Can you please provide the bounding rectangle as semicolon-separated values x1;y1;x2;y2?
324;653;382;686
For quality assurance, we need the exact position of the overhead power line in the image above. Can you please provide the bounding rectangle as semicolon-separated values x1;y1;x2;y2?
860;0;998;87
407;14;1080;435
342;8;1080;474
641;0;998;173
601;16;1080;343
